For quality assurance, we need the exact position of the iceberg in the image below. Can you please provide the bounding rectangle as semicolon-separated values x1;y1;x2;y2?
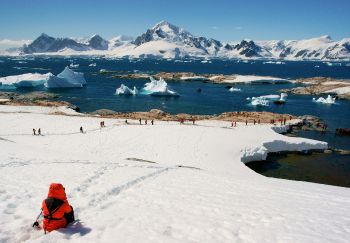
229;87;242;92
69;63;79;68
263;61;285;65
250;97;270;107
141;77;179;96
0;73;50;88
313;95;336;104
116;84;138;95
45;66;86;88
89;63;97;67
248;93;287;107
280;93;288;101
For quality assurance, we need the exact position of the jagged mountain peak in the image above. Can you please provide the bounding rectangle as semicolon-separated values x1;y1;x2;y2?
319;35;332;41
11;21;350;60
39;33;52;38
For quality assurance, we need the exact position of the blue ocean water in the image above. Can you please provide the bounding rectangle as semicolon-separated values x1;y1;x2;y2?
1;56;350;151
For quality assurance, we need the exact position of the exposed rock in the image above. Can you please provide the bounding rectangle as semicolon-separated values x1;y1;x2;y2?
281;77;350;100
0;91;59;101
90;109;117;116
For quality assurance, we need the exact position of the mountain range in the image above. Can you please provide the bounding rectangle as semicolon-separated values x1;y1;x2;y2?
2;21;350;60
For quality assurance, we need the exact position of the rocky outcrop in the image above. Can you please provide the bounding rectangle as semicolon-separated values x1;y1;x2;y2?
281;77;350;99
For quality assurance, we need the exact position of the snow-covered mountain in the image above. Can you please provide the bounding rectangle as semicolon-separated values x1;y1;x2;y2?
2;21;350;60
22;33;109;53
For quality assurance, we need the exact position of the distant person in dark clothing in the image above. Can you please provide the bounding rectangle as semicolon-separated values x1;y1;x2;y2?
139;119;142;125
80;126;84;133
38;128;41;135
33;128;36;136
151;120;154;125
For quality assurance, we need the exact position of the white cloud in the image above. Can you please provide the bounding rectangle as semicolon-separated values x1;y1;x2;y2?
0;39;31;50
235;26;243;30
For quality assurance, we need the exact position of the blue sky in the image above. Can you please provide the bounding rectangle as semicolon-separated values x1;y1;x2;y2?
0;0;349;41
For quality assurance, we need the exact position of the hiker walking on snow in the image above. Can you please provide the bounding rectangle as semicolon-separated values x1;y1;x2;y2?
38;128;41;136
151;120;154;125
33;128;36;136
139;118;142;125
80;126;84;133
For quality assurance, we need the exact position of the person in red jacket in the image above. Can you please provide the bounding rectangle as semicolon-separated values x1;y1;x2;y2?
41;183;74;233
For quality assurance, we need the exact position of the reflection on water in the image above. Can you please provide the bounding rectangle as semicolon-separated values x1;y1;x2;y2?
246;152;350;188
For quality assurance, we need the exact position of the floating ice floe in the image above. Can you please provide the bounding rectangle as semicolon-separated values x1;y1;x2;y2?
89;63;97;67
248;93;288;107
116;84;138;95
45;66;86;88
313;95;336;104
141;77;179;96
263;61;285;65
0;73;50;88
250;98;270;107
69;63;79;68
324;62;341;67
229;87;242;92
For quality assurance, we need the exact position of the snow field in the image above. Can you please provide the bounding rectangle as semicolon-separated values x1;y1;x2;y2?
0;106;349;242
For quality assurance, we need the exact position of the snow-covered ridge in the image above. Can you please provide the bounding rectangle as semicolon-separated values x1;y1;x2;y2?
1;21;349;60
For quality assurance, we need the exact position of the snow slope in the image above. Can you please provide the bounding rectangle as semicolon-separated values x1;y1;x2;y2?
0;105;349;243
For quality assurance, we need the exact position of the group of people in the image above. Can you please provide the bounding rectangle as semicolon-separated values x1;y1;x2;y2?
32;128;42;136
270;118;288;125
179;118;196;125
138;118;154;125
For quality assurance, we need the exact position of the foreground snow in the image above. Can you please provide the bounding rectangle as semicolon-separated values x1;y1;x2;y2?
0;105;349;243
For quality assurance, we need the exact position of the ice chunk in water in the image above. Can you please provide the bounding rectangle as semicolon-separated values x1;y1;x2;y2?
0;73;50;88
45;67;86;88
313;95;336;104
141;77;179;96
116;84;138;95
